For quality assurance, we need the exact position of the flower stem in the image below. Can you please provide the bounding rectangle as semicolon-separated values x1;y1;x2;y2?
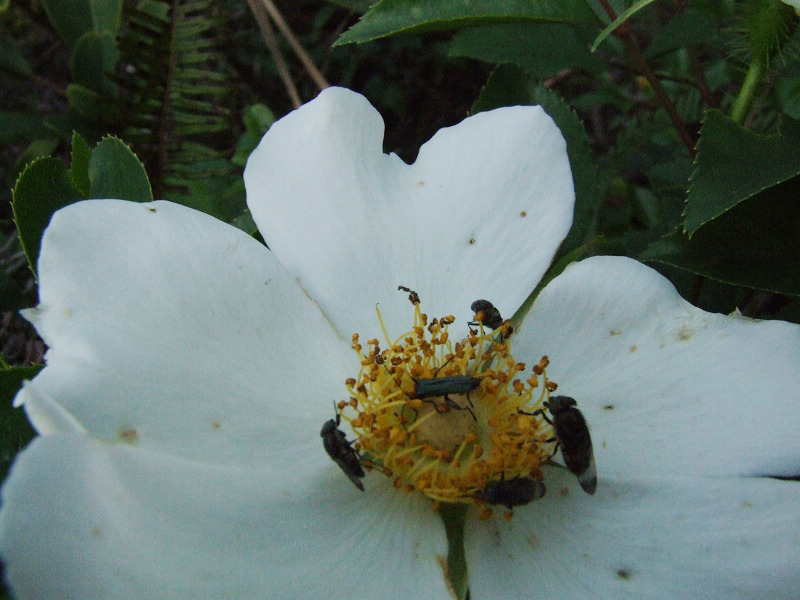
730;57;766;125
439;503;469;600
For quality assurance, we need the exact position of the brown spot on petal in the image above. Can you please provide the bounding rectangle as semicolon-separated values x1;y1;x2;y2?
118;427;138;444
616;568;632;580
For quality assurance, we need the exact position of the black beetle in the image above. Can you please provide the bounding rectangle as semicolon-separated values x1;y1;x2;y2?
321;407;365;491
414;375;481;399
470;299;504;330
479;476;546;509
540;395;597;495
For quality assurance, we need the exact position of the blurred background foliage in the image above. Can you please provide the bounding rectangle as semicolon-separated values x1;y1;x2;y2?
1;2;800;592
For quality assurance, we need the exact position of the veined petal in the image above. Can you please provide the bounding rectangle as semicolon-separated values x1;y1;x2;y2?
23;199;352;464
515;256;800;478
0;435;450;600
465;468;800;600
244;87;574;336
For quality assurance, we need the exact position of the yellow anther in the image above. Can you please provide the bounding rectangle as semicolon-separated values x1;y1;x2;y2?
341;297;555;516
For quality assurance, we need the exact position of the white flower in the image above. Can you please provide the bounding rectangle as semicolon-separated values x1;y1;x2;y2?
1;88;799;600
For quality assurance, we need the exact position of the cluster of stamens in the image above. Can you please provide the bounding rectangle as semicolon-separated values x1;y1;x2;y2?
338;297;559;519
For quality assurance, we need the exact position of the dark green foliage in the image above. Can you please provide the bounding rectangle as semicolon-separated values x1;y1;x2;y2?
684;110;800;235
12;157;83;275
642;177;800;296
112;1;237;202
0;365;41;482
449;23;602;79
12;134;153;276
335;0;601;45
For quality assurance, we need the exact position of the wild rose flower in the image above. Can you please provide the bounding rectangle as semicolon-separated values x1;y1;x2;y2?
0;88;798;599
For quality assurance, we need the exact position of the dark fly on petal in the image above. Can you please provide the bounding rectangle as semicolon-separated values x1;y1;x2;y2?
470;299;504;330
477;476;546;509
544;395;597;495
321;409;365;491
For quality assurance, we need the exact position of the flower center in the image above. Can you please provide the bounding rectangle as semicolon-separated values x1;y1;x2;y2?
339;293;558;519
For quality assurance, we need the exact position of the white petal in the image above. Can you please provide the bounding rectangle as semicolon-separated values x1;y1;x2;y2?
244;87;574;336
515;256;800;478
0;435;451;600
15;382;86;434
465;468;800;600
24;199;352;464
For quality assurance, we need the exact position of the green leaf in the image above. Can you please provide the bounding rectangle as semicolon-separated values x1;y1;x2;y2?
40;0;121;50
335;0;601;45
71;31;120;95
12;138;60;176
684;110;800;235
0;112;54;144
774;66;800;120
449;23;602;78
112;0;235;200
326;0;374;11
88;136;153;202
137;0;170;20
642;177;800;296
0;365;41;482
471;64;599;258
12;157;83;274
233;104;276;167
41;0;94;50
66;83;102;120
0;34;34;77
242;103;276;136
591;0;657;52
644;10;719;59
89;0;123;34
71;131;92;197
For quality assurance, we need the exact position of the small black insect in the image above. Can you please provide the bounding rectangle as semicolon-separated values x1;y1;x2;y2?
543;395;597;495
320;407;365;491
479;476;546;509
414;375;481;399
470;299;504;330
413;375;480;421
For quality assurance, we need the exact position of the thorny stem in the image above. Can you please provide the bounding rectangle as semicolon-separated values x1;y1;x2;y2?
596;0;697;157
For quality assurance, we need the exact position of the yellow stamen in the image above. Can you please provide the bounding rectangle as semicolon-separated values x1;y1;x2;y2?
339;296;558;517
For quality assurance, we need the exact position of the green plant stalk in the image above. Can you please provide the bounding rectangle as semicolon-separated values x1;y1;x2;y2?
730;56;766;125
439;503;469;600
